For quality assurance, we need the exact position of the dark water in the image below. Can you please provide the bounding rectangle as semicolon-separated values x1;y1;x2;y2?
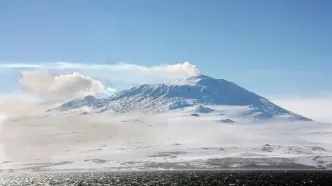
1;170;332;186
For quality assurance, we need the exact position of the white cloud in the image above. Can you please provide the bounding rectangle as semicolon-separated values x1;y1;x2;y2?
0;61;201;92
0;61;200;77
55;61;200;76
272;97;332;123
19;70;111;102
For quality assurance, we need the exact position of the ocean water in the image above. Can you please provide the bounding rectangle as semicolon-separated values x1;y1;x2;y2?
1;170;332;186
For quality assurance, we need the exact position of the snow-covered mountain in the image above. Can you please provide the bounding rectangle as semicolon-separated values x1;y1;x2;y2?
47;75;311;121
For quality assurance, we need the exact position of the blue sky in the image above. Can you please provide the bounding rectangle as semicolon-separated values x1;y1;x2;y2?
0;0;331;98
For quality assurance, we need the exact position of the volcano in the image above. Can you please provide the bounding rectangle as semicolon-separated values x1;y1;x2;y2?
48;75;311;121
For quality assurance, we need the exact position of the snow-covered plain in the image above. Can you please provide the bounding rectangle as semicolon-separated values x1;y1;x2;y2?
0;109;332;172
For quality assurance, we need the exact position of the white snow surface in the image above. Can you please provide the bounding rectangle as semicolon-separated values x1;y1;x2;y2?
0;110;332;172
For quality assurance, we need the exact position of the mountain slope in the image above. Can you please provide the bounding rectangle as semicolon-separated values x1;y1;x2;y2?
48;75;311;121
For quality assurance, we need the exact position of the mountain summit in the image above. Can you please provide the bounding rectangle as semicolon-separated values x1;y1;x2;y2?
48;75;311;121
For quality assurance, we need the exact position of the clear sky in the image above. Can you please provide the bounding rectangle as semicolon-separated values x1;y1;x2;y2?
0;0;331;98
